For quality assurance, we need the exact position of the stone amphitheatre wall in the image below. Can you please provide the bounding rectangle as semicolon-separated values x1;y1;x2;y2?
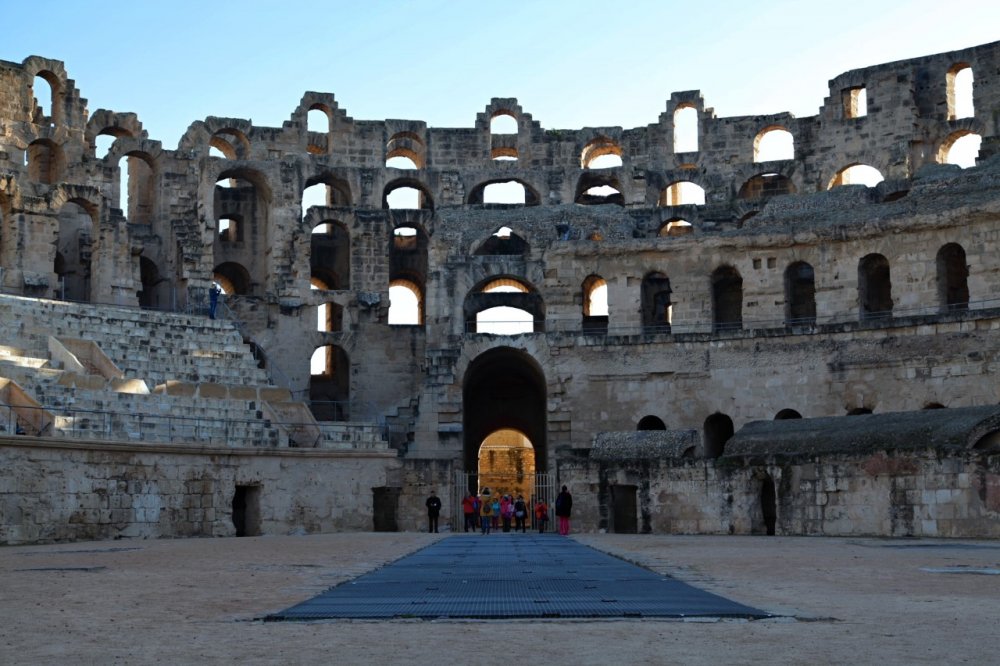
1;42;1000;541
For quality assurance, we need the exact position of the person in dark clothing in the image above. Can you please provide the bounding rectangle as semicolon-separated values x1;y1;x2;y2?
555;485;573;536
209;284;221;319
425;490;442;533
513;495;528;533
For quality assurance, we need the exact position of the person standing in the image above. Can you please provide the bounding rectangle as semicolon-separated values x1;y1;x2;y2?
555;485;573;536
462;492;477;532
513;495;528;533
208;284;221;319
500;494;513;533
479;488;493;535
425;490;442;533
534;498;548;533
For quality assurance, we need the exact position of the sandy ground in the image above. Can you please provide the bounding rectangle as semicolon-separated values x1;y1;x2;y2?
1;532;998;665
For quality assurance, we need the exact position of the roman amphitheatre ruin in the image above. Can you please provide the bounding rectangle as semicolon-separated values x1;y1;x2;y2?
1;39;999;545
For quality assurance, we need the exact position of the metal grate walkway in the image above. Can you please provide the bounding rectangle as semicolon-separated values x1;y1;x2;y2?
266;534;772;621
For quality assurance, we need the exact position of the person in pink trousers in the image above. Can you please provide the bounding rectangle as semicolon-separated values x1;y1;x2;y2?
554;485;573;536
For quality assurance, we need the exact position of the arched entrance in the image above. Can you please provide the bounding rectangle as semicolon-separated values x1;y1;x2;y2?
457;347;552;527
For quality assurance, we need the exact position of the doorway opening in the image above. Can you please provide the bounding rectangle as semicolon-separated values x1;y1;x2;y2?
610;484;638;534
372;486;400;532
232;484;261;536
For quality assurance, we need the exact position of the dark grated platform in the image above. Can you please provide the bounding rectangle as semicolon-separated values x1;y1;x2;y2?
265;534;772;621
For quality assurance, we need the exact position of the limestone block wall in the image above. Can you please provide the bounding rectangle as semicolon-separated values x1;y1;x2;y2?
558;450;1000;538
0;437;398;545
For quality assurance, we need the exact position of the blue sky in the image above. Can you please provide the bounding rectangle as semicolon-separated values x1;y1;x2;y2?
6;0;999;148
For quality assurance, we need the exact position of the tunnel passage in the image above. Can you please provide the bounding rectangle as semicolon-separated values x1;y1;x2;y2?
463;347;547;473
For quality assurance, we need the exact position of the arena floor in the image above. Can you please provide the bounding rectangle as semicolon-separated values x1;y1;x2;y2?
2;532;998;664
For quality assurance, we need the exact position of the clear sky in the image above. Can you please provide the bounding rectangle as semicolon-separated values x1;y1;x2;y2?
5;0;999;149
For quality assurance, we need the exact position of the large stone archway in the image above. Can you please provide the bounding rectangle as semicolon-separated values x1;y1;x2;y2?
462;346;547;473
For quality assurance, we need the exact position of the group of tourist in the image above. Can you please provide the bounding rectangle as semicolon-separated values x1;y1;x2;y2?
426;485;573;535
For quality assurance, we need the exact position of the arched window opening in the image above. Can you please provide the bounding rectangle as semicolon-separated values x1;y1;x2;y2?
774;409;802;420
739;173;796;200
302;183;329;218
582;274;608;333
387;187;421;209
309;345;350;421
389;279;423;326
785;261;816;325
858;253;892;320
32;75;55;125
393;226;418;250
386;155;418;169
703;413;734;459
483;181;526;204
311;220;350;290
637;415;666;431
490;113;518;134
384;180;432;210
210;129;250;160
138;256;164;309
478;429;536;500
658;219;692;237
475;226;530;256
753;127;794;162
307;107;330;133
842;86;867;119
828;164;884;189
94;133;116;159
673;105;698;153
491;147;518;161
936;243;969;312
26;140;62;184
581;185;622;204
641;272;672;333
939;131;982;169
582;276;608;317
947;64;974;120
483;278;528;294
581;138;623;169
118;153;155;224
302;175;351;215
712;266;742;332
55;201;94;302
659;181;706;206
213;262;251;296
476;307;534;335
386;132;425;168
218;216;241;242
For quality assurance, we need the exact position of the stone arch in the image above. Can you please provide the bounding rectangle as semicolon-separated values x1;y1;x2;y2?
467;179;541;206
659;180;706;206
383;178;433;210
464;276;544;335
581;137;623;169
774;409;802;420
213;262;251;296
309;344;350;421
54;199;95;302
828;163;884;189
30;69;62;126
386;131;426;169
784;261;816;325
138;256;168;309
752;125;794;162
858;253;892;320
581;274;608;333
936;243;969;312
390;223;429;291
938;129;982;169
637;415;666;431
738;173;796;201
26;139;64;184
473;226;530;256
303;173;351;208
117;150;156;224
711;265;743;332
463;347;547;472
388;278;423;326
210;128;251;160
575;173;623;206
310;220;350;290
641;271;672;333
703;412;734;459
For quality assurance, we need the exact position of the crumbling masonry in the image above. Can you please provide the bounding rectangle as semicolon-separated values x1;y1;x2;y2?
1;41;1000;543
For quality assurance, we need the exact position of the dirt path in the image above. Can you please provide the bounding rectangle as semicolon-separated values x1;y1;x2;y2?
2;533;998;665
